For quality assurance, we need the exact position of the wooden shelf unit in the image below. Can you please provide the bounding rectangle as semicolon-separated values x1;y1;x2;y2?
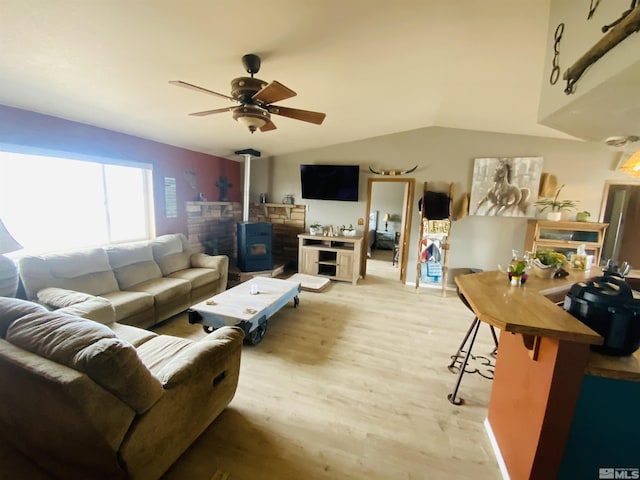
298;234;363;285
524;220;609;267
255;203;298;219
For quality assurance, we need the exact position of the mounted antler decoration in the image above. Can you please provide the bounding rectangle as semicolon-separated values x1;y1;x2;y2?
369;165;418;176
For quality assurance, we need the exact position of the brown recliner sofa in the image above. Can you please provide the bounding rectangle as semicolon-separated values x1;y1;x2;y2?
0;295;243;480
17;233;228;329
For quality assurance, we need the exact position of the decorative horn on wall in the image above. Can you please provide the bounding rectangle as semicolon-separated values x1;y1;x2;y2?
369;165;418;176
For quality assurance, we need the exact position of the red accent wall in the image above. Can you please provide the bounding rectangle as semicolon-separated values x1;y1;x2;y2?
0;105;241;236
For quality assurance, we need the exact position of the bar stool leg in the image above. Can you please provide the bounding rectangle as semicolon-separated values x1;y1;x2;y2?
448;317;480;370
489;325;499;356
447;317;481;405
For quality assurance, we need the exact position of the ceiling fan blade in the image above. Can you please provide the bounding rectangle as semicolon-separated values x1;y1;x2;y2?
252;81;297;105
269;105;326;125
260;120;277;132
169;80;235;102
189;107;233;117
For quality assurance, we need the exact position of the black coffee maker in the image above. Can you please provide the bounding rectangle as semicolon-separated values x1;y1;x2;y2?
564;262;640;356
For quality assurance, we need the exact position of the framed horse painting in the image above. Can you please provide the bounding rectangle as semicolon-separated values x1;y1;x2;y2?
470;157;543;217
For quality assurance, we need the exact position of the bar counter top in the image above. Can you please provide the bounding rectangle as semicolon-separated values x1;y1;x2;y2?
456;270;640;382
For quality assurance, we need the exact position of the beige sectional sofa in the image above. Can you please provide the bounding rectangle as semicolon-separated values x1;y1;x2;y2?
18;233;228;328
0;295;244;480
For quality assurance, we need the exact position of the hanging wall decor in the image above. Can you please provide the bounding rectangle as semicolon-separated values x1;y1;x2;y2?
470;157;543;217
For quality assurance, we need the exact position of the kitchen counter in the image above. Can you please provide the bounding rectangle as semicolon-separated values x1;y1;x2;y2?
456;270;640;479
456;270;640;382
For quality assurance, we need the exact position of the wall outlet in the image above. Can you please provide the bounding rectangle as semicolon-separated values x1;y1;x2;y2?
357;217;364;225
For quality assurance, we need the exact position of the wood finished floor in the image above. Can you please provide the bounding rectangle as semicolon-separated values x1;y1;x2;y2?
159;251;501;480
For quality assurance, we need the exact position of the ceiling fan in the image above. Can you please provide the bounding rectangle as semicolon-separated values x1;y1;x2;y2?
170;54;326;133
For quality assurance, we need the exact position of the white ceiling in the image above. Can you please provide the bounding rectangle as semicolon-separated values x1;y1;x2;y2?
1;0;576;159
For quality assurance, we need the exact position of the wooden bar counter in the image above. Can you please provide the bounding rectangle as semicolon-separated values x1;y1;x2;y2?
456;271;640;480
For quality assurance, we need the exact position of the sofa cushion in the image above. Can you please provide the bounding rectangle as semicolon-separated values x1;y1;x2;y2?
168;268;219;289
107;243;163;290
152;234;192;276
18;251;120;300
135;335;194;374
101;290;154;322
156;252;192;277
0;297;48;338
75;338;163;413
127;277;191;305
6;310;162;413
46;248;111;279
152;234;183;256
109;322;157;347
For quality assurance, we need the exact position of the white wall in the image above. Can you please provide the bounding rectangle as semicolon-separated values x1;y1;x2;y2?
255;125;631;274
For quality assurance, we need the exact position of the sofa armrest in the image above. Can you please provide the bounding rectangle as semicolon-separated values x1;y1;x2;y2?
37;287;95;308
157;326;243;389
118;325;243;479
190;253;229;291
37;287;116;325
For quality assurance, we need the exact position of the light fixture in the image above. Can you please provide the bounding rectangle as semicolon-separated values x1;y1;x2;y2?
618;150;640;177
232;105;270;133
0;218;23;297
605;135;639;148
383;213;390;231
605;135;640;178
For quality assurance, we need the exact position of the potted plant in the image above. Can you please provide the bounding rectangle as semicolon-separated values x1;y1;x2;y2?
532;249;568;278
309;223;323;235
576;210;591;222
340;224;356;237
508;259;529;285
535;184;578;221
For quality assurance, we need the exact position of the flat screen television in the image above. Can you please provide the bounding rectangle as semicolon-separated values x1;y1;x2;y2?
300;164;359;202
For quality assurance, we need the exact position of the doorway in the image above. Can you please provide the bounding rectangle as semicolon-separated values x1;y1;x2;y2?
599;181;640;267
362;178;415;283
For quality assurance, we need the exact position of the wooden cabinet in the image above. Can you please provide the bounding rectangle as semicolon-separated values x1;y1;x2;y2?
524;220;608;267
298;234;363;285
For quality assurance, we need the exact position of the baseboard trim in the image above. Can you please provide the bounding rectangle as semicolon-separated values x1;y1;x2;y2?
484;418;510;480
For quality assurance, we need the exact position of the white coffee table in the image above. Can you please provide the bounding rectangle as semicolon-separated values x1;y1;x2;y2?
188;276;301;345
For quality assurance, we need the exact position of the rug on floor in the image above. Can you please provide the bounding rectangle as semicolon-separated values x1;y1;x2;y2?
286;273;331;292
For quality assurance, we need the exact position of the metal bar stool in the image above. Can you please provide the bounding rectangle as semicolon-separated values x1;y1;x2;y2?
447;280;499;405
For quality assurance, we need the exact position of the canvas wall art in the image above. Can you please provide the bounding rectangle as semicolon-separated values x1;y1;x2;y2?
470;157;543;217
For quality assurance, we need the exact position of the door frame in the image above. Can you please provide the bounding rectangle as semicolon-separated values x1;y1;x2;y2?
362;177;415;283
599;180;640;265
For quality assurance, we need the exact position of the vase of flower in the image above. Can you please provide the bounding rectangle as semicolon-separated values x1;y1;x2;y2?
508;258;529;286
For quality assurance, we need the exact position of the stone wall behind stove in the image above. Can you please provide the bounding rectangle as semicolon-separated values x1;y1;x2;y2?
186;201;307;269
186;202;242;258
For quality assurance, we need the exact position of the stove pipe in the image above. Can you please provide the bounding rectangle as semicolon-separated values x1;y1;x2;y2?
235;148;261;222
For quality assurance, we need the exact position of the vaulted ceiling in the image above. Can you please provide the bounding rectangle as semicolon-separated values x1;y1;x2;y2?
1;0;574;159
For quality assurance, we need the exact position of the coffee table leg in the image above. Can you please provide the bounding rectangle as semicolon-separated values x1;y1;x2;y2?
246;316;268;346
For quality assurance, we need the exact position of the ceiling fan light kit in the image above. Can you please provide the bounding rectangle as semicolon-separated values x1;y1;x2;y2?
170;54;326;133
232;105;270;133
